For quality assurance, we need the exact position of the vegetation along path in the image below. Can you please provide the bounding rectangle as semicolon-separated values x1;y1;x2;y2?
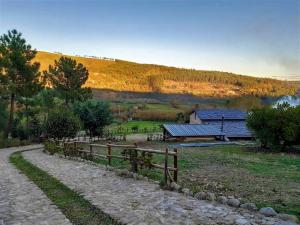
23;149;298;225
0;145;71;225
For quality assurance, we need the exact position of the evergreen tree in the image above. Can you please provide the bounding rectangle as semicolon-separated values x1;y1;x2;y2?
0;30;42;138
73;100;113;137
44;57;92;105
35;88;57;124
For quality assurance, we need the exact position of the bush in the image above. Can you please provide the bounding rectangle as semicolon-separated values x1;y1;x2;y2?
11;119;27;140
73;100;113;137
28;118;42;141
44;140;60;155
0;103;8;133
46;107;81;139
131;125;139;132
62;143;79;157
0;135;30;148
247;103;300;151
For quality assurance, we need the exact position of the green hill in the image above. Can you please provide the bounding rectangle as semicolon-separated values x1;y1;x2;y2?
35;51;299;97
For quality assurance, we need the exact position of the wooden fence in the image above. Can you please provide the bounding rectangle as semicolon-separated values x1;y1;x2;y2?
147;133;164;141
62;134;126;142
104;126;162;136
54;140;178;184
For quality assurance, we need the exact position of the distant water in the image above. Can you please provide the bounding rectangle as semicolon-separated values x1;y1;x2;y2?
275;94;300;106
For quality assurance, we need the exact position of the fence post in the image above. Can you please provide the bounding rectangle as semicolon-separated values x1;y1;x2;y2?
164;148;168;185
131;143;138;172
89;144;93;160
173;148;178;182
107;142;112;166
74;142;77;156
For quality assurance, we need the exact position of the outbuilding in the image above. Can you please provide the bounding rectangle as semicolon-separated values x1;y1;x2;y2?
163;109;253;141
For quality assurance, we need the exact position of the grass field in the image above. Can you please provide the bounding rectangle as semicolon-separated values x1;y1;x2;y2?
84;141;300;219
105;120;164;134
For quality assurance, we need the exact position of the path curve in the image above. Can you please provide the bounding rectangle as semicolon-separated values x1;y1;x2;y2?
0;145;71;225
23;149;297;225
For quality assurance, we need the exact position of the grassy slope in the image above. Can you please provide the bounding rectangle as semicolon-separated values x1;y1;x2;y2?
35;51;299;98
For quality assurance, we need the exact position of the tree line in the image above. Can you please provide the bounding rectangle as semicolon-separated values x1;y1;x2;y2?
148;72;298;97
0;30;112;144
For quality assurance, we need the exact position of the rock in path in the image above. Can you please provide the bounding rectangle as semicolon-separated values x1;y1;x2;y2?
259;207;278;217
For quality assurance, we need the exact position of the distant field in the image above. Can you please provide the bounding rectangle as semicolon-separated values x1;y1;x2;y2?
87;142;300;219
105;120;164;135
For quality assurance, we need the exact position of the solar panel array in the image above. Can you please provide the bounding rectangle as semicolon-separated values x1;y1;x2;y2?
163;124;224;137
163;121;252;138
210;121;252;138
195;109;247;121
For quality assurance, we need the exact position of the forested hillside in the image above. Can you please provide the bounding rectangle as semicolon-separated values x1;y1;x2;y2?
35;51;299;97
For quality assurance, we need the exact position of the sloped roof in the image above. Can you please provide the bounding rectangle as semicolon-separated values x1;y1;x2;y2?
163;124;224;137
195;109;247;120
210;121;252;138
163;121;252;138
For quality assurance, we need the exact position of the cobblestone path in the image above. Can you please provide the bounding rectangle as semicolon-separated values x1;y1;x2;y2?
0;145;71;225
23;149;297;225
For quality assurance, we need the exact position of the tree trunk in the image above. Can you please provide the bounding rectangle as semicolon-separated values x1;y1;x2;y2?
26;104;29;140
5;93;15;138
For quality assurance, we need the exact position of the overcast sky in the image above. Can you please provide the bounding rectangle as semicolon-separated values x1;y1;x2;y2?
0;0;299;80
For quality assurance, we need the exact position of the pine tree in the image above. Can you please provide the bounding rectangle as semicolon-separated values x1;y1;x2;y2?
44;57;92;105
0;30;43;138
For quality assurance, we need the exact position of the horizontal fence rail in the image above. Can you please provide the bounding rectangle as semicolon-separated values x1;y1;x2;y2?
49;139;178;184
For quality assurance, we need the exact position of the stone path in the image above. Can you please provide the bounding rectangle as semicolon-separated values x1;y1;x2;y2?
0;145;71;225
23;149;298;225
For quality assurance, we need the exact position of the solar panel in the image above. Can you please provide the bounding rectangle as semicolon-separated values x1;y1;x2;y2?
163;124;224;137
195;109;247;120
163;121;252;138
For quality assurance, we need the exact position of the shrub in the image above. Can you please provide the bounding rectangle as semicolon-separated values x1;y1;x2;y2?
0;135;30;148
11;119;27;140
46;107;81;139
0;103;8;133
44;140;60;155
63;143;79;157
73;100;113;137
131;125;139;132
28;118;42;141
247;103;300;151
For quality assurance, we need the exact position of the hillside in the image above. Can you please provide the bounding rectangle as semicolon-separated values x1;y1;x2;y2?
35;51;299;97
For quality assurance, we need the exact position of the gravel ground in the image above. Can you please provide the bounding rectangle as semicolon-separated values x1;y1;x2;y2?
0;145;71;225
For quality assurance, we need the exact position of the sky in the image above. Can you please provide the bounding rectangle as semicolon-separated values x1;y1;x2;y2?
0;0;299;80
